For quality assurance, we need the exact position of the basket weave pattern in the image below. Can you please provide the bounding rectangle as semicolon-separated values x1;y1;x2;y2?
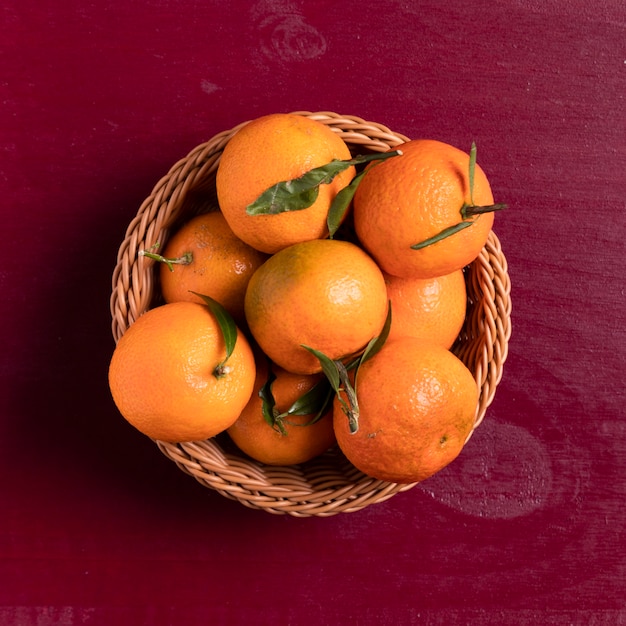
110;111;512;517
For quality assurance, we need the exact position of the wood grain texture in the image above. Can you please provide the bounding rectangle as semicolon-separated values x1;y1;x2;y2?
1;0;624;623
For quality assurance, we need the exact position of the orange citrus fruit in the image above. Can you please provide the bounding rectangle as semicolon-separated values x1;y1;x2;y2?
153;211;268;323
384;269;467;349
227;360;335;466
353;139;497;278
333;337;478;483
244;239;389;375
216;113;355;254
108;301;256;442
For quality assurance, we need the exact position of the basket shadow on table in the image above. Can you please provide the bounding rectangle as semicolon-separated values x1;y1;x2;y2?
7;174;256;520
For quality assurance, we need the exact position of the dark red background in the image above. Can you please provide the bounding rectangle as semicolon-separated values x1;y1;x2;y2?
2;1;625;624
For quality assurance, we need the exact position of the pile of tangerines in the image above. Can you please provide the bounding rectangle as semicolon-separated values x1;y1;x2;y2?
109;113;505;484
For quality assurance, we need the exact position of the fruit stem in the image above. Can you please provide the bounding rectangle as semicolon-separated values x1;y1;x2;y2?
139;247;193;272
213;362;232;379
336;361;360;434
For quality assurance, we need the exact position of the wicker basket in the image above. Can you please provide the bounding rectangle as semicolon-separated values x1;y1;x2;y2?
110;111;512;517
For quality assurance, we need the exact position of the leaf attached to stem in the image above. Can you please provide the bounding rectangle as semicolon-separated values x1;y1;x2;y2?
245;151;402;217
301;303;392;435
410;142;507;250
191;291;237;378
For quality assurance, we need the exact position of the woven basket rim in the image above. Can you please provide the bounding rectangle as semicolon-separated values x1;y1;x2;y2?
110;111;512;517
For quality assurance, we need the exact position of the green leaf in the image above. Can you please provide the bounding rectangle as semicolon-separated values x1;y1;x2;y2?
283;380;334;427
258;365;278;428
190;291;238;376
284;378;332;418
259;358;334;432
359;302;392;366
246;184;320;216
410;221;474;250
246;150;402;216
301;345;341;393
327;169;367;238
301;345;361;433
461;202;508;218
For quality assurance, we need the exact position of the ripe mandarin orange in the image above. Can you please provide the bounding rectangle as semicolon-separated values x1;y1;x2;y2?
333;337;478;483
384;269;467;349
152;211;268;323
227;360;335;466
216;113;355;254
353;139;497;279
244;239;388;375
108;301;256;443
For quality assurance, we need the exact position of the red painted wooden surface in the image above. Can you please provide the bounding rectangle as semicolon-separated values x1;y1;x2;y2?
2;1;625;623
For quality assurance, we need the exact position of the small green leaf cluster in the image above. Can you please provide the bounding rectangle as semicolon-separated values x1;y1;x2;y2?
303;302;392;434
258;363;334;436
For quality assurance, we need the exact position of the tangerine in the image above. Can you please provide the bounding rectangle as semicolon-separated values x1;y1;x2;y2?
108;301;256;442
384;269;467;349
244;239;388;375
216;113;355;254
333;337;478;483
353;139;500;278
227;360;335;466
147;211;268;323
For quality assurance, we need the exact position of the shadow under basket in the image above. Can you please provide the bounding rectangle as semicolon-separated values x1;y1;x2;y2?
110;111;512;517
